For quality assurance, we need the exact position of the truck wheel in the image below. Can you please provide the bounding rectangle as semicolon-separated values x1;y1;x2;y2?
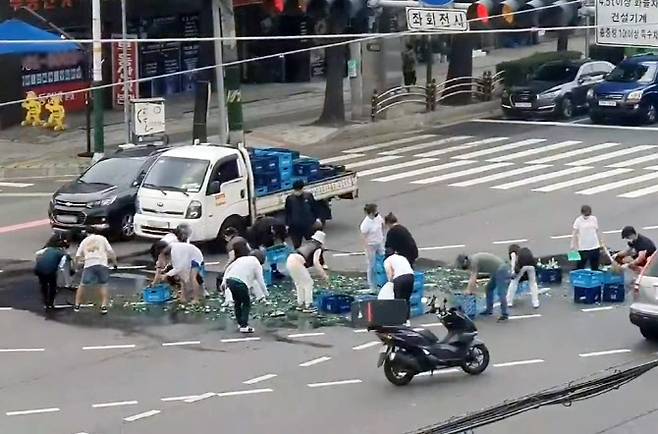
216;216;246;253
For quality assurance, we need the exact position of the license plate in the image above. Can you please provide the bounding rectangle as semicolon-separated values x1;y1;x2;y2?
147;220;169;229
56;215;77;223
514;102;532;108
598;100;616;107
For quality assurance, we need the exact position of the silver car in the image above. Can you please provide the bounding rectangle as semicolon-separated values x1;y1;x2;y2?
630;254;658;340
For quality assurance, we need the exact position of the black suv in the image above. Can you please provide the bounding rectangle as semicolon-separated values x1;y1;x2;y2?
49;146;168;240
501;59;613;119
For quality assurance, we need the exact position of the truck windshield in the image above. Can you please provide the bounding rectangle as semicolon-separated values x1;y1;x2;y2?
606;62;657;83
532;63;578;82
79;157;146;187
143;156;209;193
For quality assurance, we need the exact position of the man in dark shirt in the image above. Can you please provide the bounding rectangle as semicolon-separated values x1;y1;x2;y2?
285;181;321;248
615;226;656;270
384;213;419;266
247;215;287;249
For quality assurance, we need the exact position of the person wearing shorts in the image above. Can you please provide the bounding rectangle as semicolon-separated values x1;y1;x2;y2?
75;231;117;314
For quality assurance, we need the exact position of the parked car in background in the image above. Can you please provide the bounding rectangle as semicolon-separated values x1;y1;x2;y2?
588;55;658;124
501;59;613;119
630;254;658;341
49;145;169;240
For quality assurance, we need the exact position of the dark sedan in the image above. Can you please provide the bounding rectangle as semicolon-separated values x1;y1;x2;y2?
501;59;613;119
49;145;168;240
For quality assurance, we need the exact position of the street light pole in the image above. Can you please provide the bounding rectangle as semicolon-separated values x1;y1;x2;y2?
120;0;130;143
92;0;104;158
219;0;244;146
211;0;229;145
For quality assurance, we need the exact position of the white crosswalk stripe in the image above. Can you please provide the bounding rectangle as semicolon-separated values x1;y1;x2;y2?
449;165;551;187
320;154;365;164
618;183;658;198
415;137;508;158
531;168;632;192
345;155;402;169
577;171;658;195
372;160;476;182
527;142;620;164
412;163;514;185
0;182;34;188
492;166;592;190
486;140;581;162
357;158;437;176
345;134;437;153
606;154;658;168
379;136;472;155
452;138;546;160
566;145;655;166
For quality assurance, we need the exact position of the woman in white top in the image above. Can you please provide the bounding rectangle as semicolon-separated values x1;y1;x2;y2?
360;203;385;290
384;249;414;324
570;205;602;270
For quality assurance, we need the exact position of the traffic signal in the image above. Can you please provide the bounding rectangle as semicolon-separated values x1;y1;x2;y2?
542;0;581;27
466;0;501;28
499;0;525;26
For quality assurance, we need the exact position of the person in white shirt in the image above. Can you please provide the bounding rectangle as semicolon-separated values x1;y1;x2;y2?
222;250;269;333
360;203;385;290
74;230;117;314
155;233;205;304
570;205;602;270
286;231;329;312
384;249;414;325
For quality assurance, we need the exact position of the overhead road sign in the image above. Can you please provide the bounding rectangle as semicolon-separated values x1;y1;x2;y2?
596;0;658;47
406;7;470;31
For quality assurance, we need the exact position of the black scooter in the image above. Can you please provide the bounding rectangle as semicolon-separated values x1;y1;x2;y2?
370;297;490;386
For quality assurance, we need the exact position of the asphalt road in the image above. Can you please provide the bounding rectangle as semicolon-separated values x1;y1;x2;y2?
3;116;658;433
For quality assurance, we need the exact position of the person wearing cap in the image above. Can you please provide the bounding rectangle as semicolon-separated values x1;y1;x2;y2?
286;230;329;312
222;250;269;333
285;180;321;249
457;252;510;322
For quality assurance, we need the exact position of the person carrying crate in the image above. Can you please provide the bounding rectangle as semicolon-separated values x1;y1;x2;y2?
457;252;511;322
286;231;329;313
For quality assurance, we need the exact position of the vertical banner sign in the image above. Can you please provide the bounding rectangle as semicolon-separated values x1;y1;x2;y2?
111;34;139;108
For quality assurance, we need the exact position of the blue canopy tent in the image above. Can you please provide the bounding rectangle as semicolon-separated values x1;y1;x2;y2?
0;19;80;55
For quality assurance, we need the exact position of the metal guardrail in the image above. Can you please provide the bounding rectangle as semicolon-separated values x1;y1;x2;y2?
370;70;505;121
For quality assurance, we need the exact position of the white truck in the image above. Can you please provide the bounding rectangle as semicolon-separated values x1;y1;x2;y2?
133;143;358;245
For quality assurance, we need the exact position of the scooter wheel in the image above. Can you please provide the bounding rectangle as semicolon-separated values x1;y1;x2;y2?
383;359;415;386
461;343;490;375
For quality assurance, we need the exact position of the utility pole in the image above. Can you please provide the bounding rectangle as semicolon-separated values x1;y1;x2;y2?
120;0;130;143
220;0;244;146
211;0;228;144
91;0;104;158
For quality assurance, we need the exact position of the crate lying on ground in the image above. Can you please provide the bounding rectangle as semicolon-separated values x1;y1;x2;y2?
351;299;409;328
451;292;485;319
143;284;172;304
316;292;354;314
537;266;562;284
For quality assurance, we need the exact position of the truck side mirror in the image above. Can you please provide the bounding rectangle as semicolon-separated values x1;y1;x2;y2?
208;180;221;195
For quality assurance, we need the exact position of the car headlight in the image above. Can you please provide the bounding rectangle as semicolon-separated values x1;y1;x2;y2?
587;88;594;99
185;200;202;219
86;195;117;208
540;89;560;99
627;90;643;101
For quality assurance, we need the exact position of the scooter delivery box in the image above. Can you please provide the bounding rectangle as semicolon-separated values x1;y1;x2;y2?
351;299;408;328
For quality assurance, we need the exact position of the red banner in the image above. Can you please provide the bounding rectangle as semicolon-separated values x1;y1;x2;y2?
27;80;87;113
111;35;139;108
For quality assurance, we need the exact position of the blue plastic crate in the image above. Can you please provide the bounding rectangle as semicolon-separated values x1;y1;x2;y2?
259;147;300;160
254;172;281;191
354;294;378;303
452;292;484;319
279;166;293;182
293;158;320;178
413;272;425;293
255;186;269;196
574;286;601;304
538;267;562;284
266;245;291;265
265;151;293;169
410;292;423;306
602;283;625;302
602;271;624;285
143;284;172;304
317;293;355;314
319;165;336;179
570;270;604;288
410;303;425;318
280;180;293;191
251;155;279;172
517;281;530;295
263;267;272;286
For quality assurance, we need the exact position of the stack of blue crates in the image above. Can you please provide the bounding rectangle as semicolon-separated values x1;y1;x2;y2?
570;270;604;304
410;272;425;318
251;148;299;196
293;158;321;184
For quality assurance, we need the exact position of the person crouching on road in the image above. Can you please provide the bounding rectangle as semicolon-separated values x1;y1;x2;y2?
155;232;205;304
34;234;70;309
219;227;252;307
75;229;117;314
457;252;510;322
360;203;385;291
506;244;540;309
286;231;329;313
613;226;657;288
384;248;415;326
222;250;269;333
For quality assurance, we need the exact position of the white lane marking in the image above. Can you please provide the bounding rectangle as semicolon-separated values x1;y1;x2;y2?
320;154;365;164
161;395;201;402
332;252;364;257
581;306;614;312
0;348;45;353
577;172;658;195
221;337;261;343
568;145;655;166
550;234;571;239
162;341;201;347
243;374;278;385
528;142;621;164
420;322;444;327
412;163;514;185
373;160;475;182
487;140;582;162
473;118;658;131
603;229;621;234
449;165;550;187
492;238;527;244
493;166;592;190
579;349;631;358
508;314;542;320
357;158;437;177
414;137;507;158
494;359;545;368
417;368;460;376
0;307;13;311
6;407;60;416
379;135;473;155
287;332;326;338
452;138;545;160
82;344;136;351
419;244;466;251
299;356;332;367
184;392;216;403
643;225;658;230
0;181;34;188
532;168;632;192
307;379;363;388
0;192;52;197
618;183;658;198
608;153;658;168
123;410;161;422
92;400;138;409
352;341;381;350
345;155;402;169
216;388;274;397
346;134;437;153
353;329;369;333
